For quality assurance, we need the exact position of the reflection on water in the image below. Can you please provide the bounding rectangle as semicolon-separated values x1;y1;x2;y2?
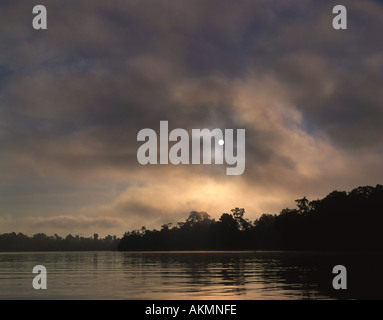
0;251;381;299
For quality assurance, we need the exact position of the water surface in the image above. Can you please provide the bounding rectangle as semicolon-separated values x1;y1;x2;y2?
0;251;381;299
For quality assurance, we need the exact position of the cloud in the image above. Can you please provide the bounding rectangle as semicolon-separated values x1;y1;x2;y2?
26;215;123;230
1;0;383;236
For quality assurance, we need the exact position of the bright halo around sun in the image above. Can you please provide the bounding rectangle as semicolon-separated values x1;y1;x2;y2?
218;139;224;146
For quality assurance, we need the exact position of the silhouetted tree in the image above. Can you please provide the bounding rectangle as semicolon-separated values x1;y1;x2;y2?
296;197;310;215
117;184;383;252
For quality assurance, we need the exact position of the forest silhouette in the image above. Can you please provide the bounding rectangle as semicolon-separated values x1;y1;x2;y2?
0;233;119;251
118;184;383;251
1;184;382;252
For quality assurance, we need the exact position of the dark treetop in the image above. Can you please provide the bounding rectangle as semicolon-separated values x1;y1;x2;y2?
1;184;382;252
118;184;383;252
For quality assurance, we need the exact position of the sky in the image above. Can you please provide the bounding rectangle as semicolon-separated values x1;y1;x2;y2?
1;0;383;237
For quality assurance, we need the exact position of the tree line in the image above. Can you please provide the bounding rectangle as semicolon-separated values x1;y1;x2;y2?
118;184;383;251
0;233;119;251
1;184;381;252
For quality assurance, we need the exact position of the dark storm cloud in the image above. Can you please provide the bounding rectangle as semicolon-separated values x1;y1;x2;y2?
247;1;383;149
4;2;382;148
1;0;383;235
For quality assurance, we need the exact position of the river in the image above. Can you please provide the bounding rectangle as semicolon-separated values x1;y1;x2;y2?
0;251;381;299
